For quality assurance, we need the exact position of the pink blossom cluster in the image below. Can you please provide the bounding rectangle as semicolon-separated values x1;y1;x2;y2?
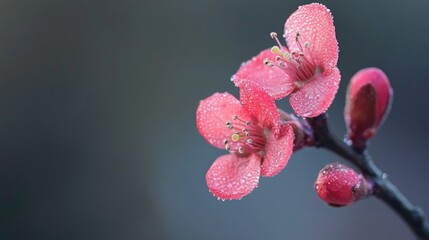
196;3;392;201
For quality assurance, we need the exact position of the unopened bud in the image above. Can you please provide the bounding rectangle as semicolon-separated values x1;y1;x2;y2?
314;162;371;207
344;68;393;149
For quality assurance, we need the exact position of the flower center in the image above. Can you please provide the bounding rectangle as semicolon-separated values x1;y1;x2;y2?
264;31;319;89
223;114;267;155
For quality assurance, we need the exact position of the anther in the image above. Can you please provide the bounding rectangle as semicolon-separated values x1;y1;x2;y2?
246;121;251;125
232;115;238;120
275;56;282;61
238;147;244;154
242;127;247;132
223;139;228;144
263;58;274;67
304;42;309;48
231;133;240;142
270;31;286;51
271;46;281;54
225;144;231;151
246;139;253;144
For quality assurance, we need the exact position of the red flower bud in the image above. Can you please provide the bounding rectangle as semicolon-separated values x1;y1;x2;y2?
314;162;371;207
344;68;393;148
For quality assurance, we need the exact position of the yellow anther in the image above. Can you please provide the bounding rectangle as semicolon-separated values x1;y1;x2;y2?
271;46;281;54
231;133;240;142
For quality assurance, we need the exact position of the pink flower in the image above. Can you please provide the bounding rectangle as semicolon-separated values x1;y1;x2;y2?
196;81;294;200
232;3;340;118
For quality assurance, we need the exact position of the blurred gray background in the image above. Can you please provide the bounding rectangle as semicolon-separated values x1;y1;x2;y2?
0;0;428;239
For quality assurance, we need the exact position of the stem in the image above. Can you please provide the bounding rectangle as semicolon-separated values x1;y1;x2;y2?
307;114;429;240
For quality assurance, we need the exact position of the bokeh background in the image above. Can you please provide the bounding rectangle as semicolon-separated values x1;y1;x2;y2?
1;0;428;239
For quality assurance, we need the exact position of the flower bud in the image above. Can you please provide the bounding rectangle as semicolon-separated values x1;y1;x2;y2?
344;68;393;148
314;162;371;207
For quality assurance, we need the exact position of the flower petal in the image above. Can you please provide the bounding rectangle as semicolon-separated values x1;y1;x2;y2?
206;154;261;200
196;92;250;149
238;80;281;136
261;124;294;177
232;49;295;100
290;68;340;118
284;3;338;70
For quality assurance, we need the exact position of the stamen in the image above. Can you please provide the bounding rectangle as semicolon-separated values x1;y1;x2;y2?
270;31;285;51
266;29;318;86
224;114;267;154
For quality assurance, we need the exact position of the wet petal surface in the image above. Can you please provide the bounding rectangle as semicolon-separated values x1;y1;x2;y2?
232;49;295;100
290;67;340;117
206;154;261;200
284;3;338;70
196;92;251;149
261;124;294;177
